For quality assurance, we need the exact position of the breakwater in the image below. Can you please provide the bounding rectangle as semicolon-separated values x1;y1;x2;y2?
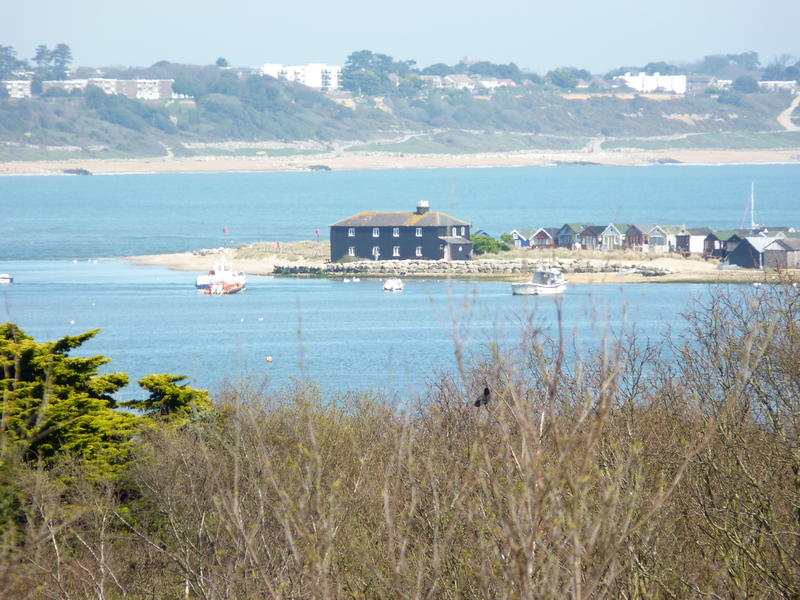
273;258;673;277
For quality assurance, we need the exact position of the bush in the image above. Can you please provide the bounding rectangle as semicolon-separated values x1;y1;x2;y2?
472;233;511;254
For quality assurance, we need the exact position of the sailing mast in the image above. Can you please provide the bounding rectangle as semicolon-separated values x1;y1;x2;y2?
749;182;756;231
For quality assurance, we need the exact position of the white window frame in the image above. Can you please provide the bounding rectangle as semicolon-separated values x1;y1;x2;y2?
347;246;355;257
347;227;355;237
392;227;399;237
415;246;423;257
415;227;422;237
452;227;457;236
461;226;465;236
392;246;400;257
372;246;380;257
372;227;380;237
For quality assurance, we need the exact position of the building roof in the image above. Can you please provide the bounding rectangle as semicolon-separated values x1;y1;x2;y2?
439;236;473;245
330;210;469;228
708;230;743;242
768;238;800;251
743;237;774;252
581;225;607;237
601;223;631;236
558;223;592;235
627;224;656;234
679;227;713;236
532;227;561;238
510;228;537;238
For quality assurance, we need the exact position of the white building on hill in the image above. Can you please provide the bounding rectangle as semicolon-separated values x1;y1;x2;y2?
620;72;687;94
1;80;32;98
260;64;341;91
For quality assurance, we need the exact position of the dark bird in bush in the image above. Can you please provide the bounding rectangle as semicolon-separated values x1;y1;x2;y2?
474;387;491;407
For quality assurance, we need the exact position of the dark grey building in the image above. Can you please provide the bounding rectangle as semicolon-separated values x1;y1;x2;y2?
329;201;473;262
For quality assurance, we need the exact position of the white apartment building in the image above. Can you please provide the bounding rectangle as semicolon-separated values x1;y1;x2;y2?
260;63;341;91
1;80;32;98
758;80;799;94
620;72;687;94
41;78;174;100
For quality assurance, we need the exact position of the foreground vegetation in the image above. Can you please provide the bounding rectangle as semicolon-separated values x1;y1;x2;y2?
2;276;799;598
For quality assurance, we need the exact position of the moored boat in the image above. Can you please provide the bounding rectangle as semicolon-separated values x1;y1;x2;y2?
383;278;404;292
0;273;13;285
196;256;247;295
511;267;567;296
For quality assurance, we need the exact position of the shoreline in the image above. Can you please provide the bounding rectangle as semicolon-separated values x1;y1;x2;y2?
2;147;800;176
126;249;789;286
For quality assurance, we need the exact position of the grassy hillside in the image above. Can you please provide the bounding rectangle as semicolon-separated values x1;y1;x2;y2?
0;79;797;160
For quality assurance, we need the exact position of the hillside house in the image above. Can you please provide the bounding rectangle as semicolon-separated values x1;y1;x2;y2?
556;223;591;249
625;224;657;252
530;227;560;249
508;229;536;247
764;238;800;268
601;223;631;251
726;237;767;269
675;227;712;255
580;226;607;251
329;201;472;262
704;231;745;259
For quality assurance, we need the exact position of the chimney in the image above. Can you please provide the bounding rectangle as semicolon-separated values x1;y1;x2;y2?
415;200;429;215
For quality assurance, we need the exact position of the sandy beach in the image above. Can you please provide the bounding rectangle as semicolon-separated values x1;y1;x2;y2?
2;147;800;176
127;244;789;285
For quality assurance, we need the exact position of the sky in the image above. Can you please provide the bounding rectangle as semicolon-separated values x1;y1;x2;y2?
3;0;799;74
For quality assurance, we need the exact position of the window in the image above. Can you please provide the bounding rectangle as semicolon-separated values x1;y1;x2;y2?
452;227;457;236
347;247;355;257
461;226;466;236
415;246;423;257
392;227;399;237
372;246;380;257
372;227;380;237
347;227;355;237
415;227;422;237
392;246;400;257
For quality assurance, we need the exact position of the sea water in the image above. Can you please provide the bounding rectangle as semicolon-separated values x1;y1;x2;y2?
1;164;799;260
0;259;703;397
1;165;797;397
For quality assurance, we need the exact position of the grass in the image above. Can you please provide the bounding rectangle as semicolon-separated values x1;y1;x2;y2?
346;131;589;154
171;146;324;158
602;130;800;151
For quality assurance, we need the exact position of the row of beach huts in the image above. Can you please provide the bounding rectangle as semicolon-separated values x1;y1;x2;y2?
507;223;800;269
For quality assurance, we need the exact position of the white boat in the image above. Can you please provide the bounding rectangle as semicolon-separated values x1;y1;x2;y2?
0;273;13;285
383;278;404;292
195;256;247;295
511;267;567;295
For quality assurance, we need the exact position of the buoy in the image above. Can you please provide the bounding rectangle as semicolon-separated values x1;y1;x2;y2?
69;319;75;325
265;356;273;363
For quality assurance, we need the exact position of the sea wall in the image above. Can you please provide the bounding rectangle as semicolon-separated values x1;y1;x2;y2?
273;258;672;277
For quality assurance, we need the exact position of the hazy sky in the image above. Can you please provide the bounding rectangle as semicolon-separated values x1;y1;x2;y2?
3;0;798;73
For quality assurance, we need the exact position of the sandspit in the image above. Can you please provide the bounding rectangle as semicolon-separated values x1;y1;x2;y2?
3;147;800;176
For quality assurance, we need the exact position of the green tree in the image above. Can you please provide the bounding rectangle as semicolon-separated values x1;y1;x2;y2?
0;45;26;80
50;43;72;79
122;374;211;426
727;51;760;70
215;57;229;68
32;45;52;71
732;75;759;93
421;62;454;76
471;234;510;254
546;67;579;89
0;323;138;479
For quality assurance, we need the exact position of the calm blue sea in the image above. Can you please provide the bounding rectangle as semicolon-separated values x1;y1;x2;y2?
1;165;797;398
1;164;799;260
